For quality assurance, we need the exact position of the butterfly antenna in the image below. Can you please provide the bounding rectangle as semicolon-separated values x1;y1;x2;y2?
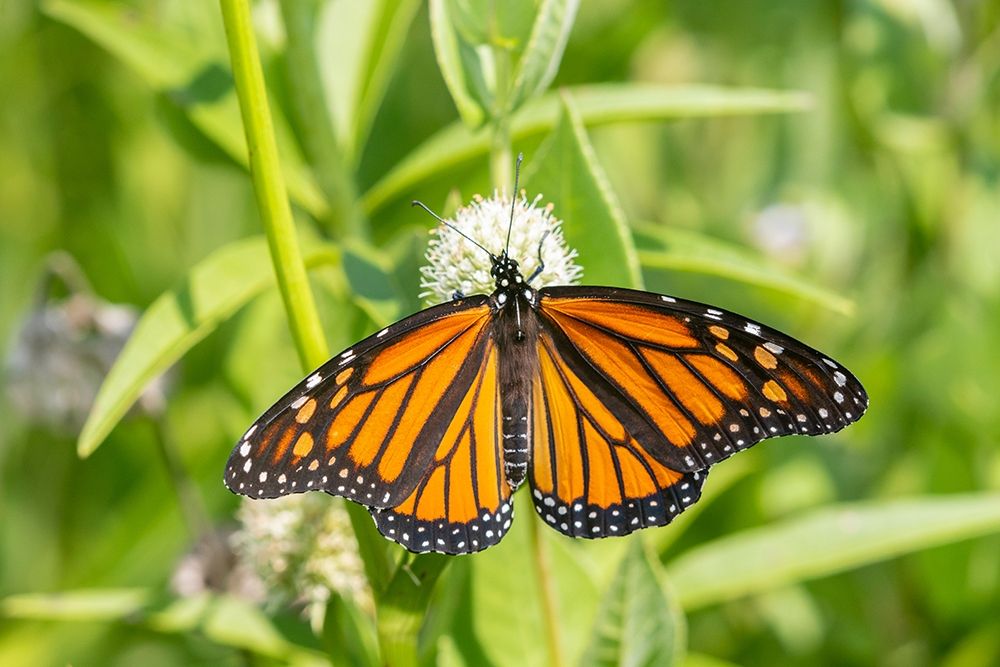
504;152;524;259
411;200;495;261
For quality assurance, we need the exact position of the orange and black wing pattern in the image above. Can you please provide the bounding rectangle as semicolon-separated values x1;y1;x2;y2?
531;329;704;538
536;286;868;474
224;297;495;516
368;340;514;554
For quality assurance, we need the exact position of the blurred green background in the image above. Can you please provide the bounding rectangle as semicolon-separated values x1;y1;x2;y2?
2;1;1000;666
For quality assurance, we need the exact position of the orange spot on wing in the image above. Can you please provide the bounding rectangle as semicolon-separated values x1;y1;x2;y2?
715;343;738;362
294;398;316;423
763;380;788;402
709;325;729;340
292;432;314;458
335;368;354;385
687;354;748;400
543;298;699;348
754;346;778;369
329;386;348;409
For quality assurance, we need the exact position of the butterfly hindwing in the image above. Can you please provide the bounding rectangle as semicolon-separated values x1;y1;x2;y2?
369;340;514;554
529;329;705;539
224;297;493;512
537;286;868;472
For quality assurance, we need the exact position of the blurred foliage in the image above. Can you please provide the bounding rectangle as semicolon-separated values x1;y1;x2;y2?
2;0;1000;665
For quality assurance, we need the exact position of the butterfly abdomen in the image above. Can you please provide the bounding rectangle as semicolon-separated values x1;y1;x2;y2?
494;297;540;489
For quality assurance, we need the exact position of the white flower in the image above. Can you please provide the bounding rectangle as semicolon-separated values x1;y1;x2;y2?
420;192;583;305
230;494;372;624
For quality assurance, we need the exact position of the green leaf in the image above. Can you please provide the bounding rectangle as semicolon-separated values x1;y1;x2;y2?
42;0;328;219
508;0;580;111
0;588;149;621
429;0;489;127
363;83;811;214
468;494;602;667
375;553;451;667
581;540;685;667
77;236;340;457
633;224;855;315
317;0;421;160
667;493;1000;611
527;92;641;287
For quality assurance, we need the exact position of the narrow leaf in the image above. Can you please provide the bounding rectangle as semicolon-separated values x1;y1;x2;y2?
634;224;855;315
363;83;812;214
0;589;149;621
508;0;580;110
581;540;684;667
317;0;421;160
667;493;1000;611
77;237;340;457
527;93;641;288
429;0;487;127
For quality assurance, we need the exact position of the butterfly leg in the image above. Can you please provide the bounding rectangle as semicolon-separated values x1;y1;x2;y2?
525;230;552;284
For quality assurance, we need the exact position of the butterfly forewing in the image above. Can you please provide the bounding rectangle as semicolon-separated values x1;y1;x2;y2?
224;297;493;508
537;286;868;471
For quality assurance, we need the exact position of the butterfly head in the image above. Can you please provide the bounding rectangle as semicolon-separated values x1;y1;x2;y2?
490;252;525;289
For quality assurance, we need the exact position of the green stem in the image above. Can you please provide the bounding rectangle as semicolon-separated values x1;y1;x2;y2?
220;0;329;371
278;0;368;240
527;495;565;667
490;118;514;194
220;0;391;605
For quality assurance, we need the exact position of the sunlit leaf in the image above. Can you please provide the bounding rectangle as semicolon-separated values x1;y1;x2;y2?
468;494;602;667
667;493;1000;610
318;0;421;161
0;589;149;621
633;224;855;315
363;83;811;214
581;540;685;667
527;93;641;287
508;0;579;111
77;237;340;457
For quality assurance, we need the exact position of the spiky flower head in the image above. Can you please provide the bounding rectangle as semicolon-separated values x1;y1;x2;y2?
229;494;372;625
420;192;583;306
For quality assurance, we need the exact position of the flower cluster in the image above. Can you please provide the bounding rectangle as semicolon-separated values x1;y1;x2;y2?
420;192;583;304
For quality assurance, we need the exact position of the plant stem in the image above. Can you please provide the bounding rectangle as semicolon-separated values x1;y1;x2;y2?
220;0;329;371
220;0;391;600
528;498;565;667
278;0;368;240
491;118;514;194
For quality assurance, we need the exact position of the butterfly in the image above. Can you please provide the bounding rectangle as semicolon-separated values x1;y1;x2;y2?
224;162;867;555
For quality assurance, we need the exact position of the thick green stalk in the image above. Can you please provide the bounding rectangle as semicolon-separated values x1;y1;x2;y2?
220;0;329;371
278;0;368;240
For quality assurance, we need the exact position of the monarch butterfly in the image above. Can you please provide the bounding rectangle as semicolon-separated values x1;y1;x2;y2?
224;158;867;555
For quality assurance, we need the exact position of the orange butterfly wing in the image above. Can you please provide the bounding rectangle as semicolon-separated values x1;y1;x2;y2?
536;286;868;473
224;298;494;513
531;329;704;538
368;340;513;554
